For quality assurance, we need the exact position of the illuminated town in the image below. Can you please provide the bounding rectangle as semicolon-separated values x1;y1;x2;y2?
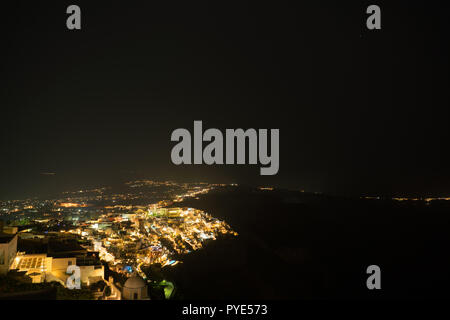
0;181;237;299
2;181;450;300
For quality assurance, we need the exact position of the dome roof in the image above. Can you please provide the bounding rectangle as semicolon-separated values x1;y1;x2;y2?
124;275;146;289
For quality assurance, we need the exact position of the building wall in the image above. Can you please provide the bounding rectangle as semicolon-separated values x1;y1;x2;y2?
0;245;6;274
51;257;76;272
2;227;18;234
80;265;104;285
51;257;104;286
0;235;18;275
122;285;149;300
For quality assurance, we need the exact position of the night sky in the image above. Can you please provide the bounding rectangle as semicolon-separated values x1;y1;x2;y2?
1;1;449;199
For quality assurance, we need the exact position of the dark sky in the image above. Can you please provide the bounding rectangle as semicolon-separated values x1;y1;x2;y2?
1;1;449;199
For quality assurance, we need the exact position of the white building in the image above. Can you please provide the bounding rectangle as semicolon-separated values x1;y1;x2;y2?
122;275;149;300
10;253;104;286
0;228;18;275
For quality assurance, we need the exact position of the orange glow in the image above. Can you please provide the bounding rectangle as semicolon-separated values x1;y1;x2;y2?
59;202;87;208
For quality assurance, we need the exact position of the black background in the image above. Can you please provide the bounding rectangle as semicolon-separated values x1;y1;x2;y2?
1;0;449;199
